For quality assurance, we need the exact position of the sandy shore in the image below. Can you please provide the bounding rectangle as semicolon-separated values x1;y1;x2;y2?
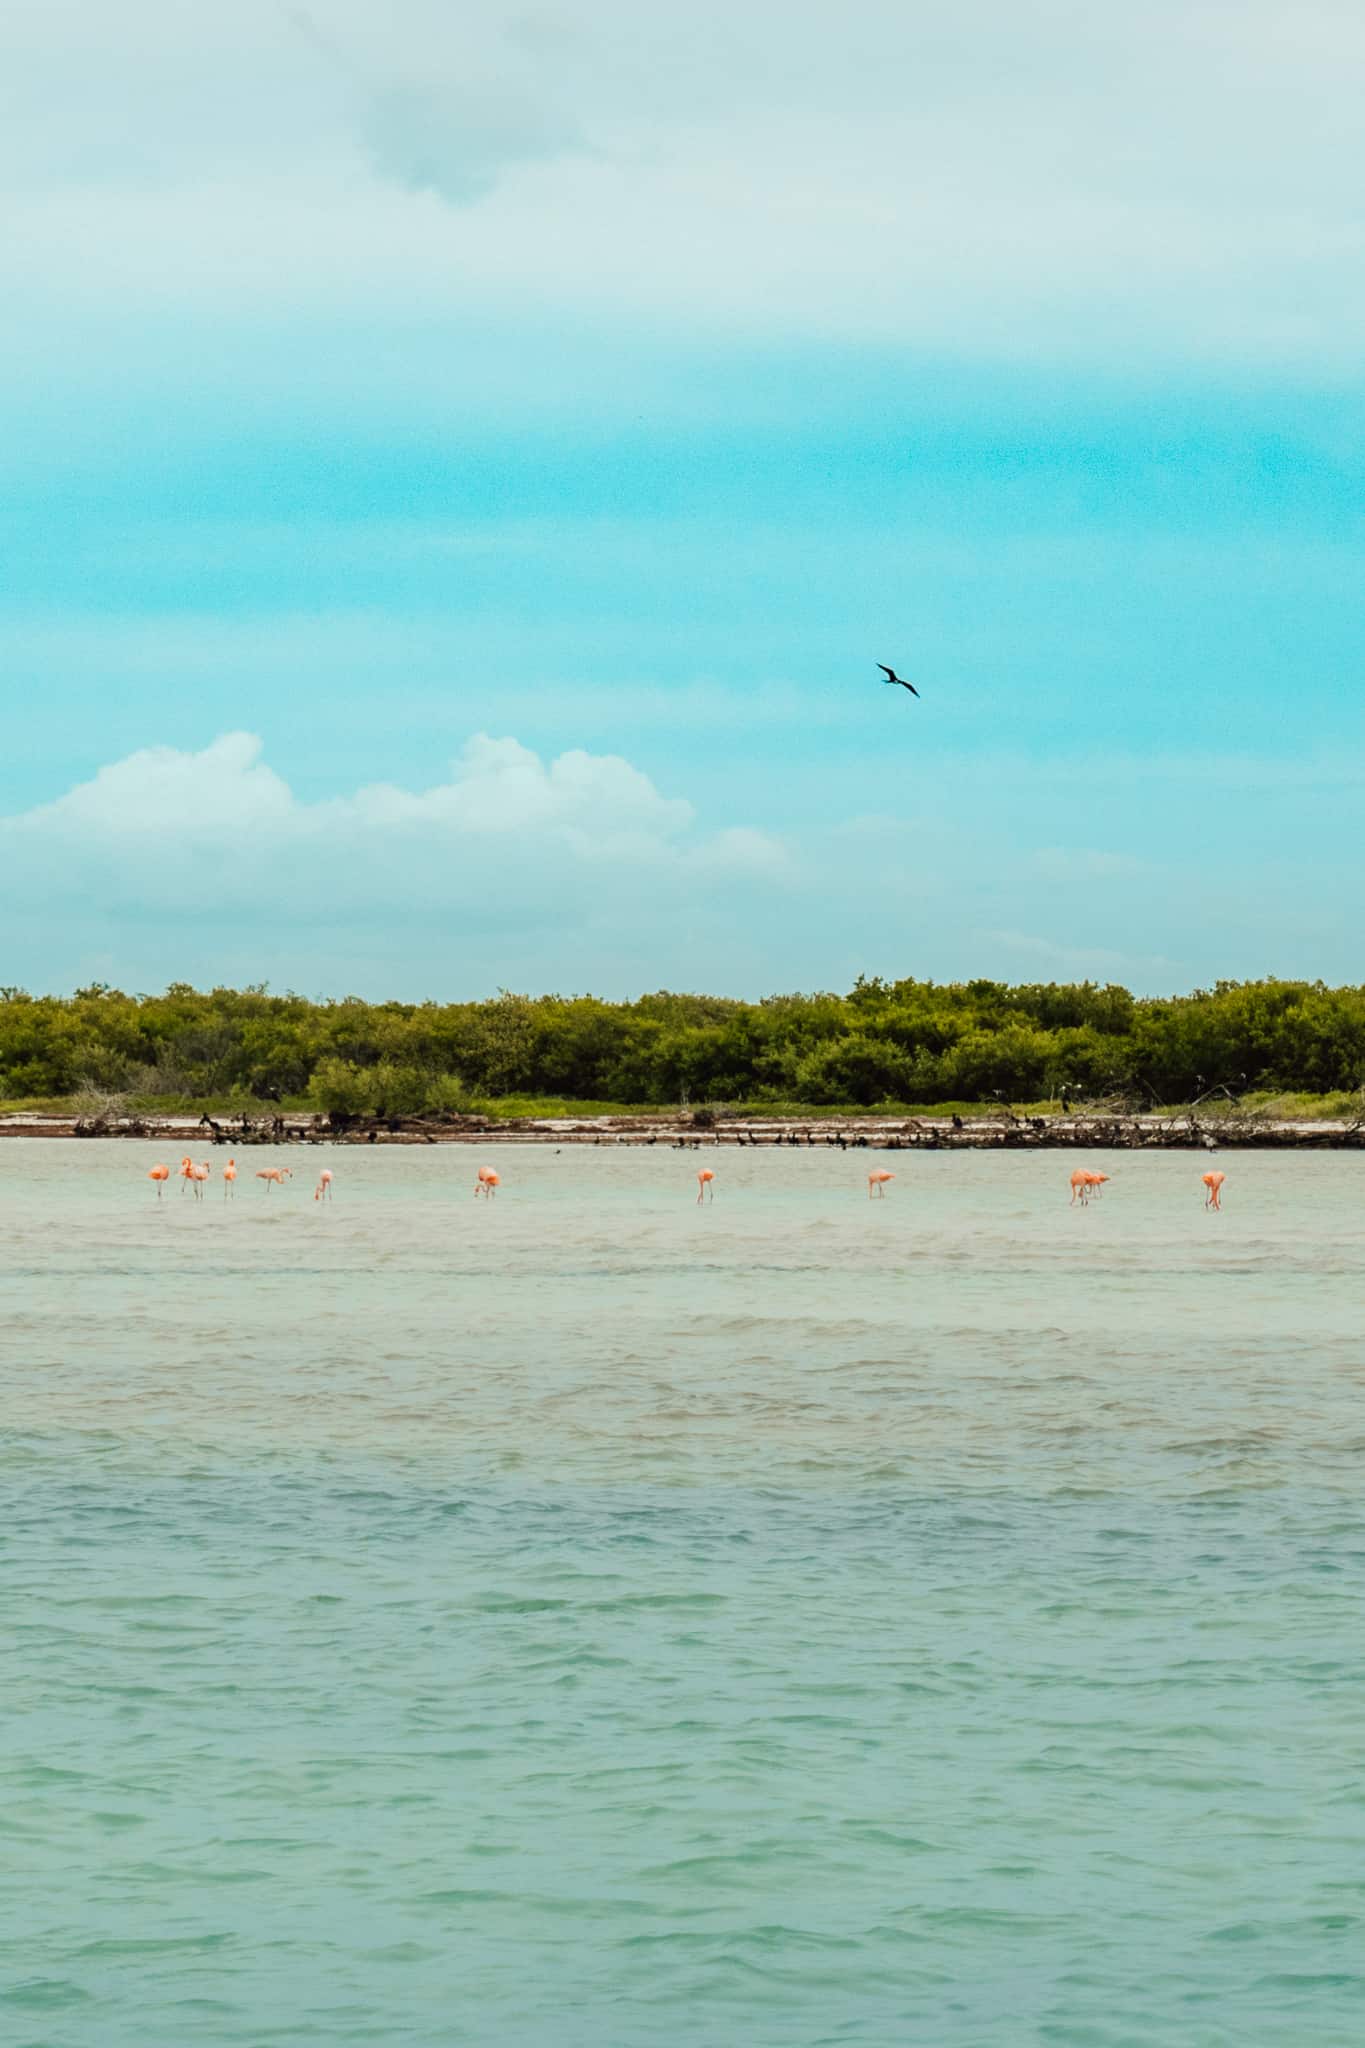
3;1111;1362;1149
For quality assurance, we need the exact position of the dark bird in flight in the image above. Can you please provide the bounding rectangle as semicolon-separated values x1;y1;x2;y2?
878;663;920;698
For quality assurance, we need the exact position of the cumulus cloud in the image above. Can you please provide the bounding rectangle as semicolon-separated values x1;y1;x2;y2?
7;733;695;860
27;732;297;841
5;730;1364;1001
0;733;798;990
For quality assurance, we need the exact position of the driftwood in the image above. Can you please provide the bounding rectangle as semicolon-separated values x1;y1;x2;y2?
8;1104;1365;1149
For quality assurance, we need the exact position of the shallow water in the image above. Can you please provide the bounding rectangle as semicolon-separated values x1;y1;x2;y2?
3;1141;1365;2045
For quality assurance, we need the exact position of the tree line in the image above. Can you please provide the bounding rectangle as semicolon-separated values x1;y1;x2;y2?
3;977;1364;1115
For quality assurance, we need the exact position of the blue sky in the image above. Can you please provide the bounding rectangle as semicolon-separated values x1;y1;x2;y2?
3;0;1363;999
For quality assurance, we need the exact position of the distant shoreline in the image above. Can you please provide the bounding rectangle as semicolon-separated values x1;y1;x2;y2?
4;1112;1362;1150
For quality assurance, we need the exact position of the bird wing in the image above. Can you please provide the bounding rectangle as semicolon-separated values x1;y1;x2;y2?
877;664;895;680
902;679;921;697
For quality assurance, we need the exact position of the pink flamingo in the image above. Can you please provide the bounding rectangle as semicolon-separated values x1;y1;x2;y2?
697;1168;715;1203
256;1167;292;1191
1069;1169;1110;1205
1202;1169;1226;1210
314;1168;334;1202
178;1155;195;1195
148;1163;170;1197
868;1169;895;1198
475;1166;500;1199
223;1158;237;1198
190;1161;211;1201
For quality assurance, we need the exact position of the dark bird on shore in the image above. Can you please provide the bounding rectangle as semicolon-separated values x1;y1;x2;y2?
878;664;920;697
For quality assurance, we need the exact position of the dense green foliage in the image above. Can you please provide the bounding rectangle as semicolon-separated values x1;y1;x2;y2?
3;977;1365;1114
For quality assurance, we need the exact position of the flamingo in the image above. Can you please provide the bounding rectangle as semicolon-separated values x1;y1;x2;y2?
148;1163;170;1197
192;1161;212;1199
1069;1169;1110;1205
868;1169;895;1198
223;1158;237;1198
1202;1170;1226;1210
314;1168;334;1202
475;1166;499;1199
697;1168;715;1203
178;1155;195;1194
256;1167;292;1191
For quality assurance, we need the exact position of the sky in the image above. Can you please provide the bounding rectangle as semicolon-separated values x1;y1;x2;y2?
3;0;1364;1000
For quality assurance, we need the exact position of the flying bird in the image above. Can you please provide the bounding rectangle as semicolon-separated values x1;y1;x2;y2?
878;664;920;697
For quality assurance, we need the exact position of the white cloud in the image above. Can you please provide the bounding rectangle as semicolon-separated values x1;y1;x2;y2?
6;729;711;873
5;728;1365;1000
0;733;791;966
27;732;296;838
1;1;1362;362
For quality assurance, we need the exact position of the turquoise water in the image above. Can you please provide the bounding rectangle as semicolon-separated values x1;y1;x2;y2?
4;1141;1365;2045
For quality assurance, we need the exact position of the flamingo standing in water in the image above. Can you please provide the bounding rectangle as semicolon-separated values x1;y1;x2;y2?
178;1155;196;1195
189;1162;211;1200
868;1169;895;1198
1202;1170;1226;1210
475;1166;500;1198
1069;1169;1110;1205
256;1167;292;1191
223;1158;237;1198
148;1163;170;1197
697;1168;715;1203
314;1168;333;1202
